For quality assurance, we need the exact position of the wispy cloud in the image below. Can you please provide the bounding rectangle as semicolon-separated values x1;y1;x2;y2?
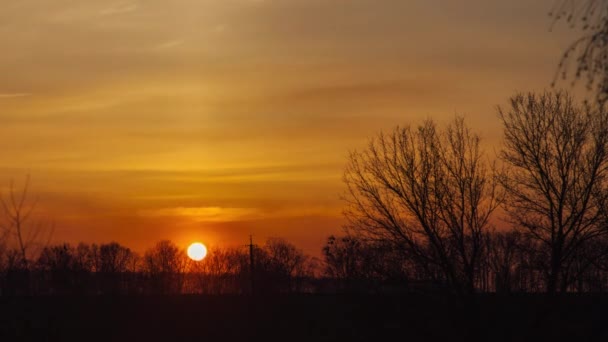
0;93;31;98
140;204;341;223
212;25;227;34
155;39;184;50
99;3;139;16
141;206;262;222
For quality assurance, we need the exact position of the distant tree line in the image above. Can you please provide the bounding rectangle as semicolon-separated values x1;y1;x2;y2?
322;231;608;294
0;238;322;296
2;90;608;296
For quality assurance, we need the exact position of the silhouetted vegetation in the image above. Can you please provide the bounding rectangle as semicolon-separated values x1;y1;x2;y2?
332;91;608;295
551;0;608;104
498;91;608;293
343;116;501;295
4;3;608;342
1;92;608;297
0;238;322;296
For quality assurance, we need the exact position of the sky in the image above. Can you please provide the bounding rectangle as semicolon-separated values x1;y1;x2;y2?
0;0;584;256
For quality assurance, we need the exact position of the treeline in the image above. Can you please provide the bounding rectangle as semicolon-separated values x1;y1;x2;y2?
341;91;608;295
3;230;608;296
323;232;608;294
0;238;320;296
1;235;608;296
3;90;608;296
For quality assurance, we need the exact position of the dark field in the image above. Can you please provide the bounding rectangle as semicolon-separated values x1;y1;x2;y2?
1;294;607;342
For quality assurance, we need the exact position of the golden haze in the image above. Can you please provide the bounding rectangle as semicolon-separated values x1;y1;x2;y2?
0;0;582;255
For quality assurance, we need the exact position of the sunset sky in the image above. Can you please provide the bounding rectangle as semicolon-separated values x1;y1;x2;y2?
0;0;582;255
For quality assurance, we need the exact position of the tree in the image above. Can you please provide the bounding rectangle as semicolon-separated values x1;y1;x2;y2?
551;0;608;104
97;242;136;273
344;117;500;294
322;235;409;293
257;237;311;293
498;91;608;293
323;235;371;292
143;240;187;294
0;176;53;269
36;244;79;294
191;247;246;294
483;231;549;293
559;234;608;292
96;242;138;294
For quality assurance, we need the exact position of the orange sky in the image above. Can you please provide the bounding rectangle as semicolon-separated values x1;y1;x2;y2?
0;0;586;256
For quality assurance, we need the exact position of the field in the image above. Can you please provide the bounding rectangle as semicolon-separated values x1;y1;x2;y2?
1;294;607;341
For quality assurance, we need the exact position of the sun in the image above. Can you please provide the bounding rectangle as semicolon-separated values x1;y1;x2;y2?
187;242;208;261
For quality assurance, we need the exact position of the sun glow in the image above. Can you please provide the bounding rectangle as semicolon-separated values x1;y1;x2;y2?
187;242;208;261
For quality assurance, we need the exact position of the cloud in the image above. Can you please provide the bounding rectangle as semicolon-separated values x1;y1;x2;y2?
212;25;227;34
155;39;184;49
140;202;341;224
279;80;445;103
0;93;30;98
99;3;139;16
141;206;262;222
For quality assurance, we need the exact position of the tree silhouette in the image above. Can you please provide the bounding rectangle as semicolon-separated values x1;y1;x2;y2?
484;231;544;293
143;240;187;294
0;176;53;269
343;117;501;295
322;235;410;293
551;0;608;103
486;231;518;293
257;237;308;293
94;242;138;294
498;91;608;293
35;243;97;294
190;247;248;294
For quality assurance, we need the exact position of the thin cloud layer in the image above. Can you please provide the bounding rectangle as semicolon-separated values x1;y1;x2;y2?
0;0;581;253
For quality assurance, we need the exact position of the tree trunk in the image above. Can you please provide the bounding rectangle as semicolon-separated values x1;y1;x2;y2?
547;249;561;294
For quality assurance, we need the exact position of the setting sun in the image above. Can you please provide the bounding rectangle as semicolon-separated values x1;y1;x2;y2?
187;242;208;261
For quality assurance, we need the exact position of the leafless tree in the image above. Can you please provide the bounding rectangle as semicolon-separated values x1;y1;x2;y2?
322;235;410;293
323;235;365;282
0;227;9;272
73;243;95;273
498;91;608;293
258;237;313;293
102;242;138;293
189;247;247;294
551;0;608;104
560;235;608;291
483;232;548;293
36;243;78;294
143;240;188;294
262;238;303;288
97;242;136;273
344;117;501;294
0;176;53;269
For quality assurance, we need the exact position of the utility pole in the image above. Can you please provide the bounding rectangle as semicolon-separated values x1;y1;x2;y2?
249;235;255;296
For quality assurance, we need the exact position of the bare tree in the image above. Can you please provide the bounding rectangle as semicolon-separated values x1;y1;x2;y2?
323;236;365;284
143;240;188;294
258;237;311;293
322;235;410;293
189;247;248;294
97;242;135;273
0;176;53;269
36;243;78;294
498;91;608;293
551;0;608;104
486;231;525;293
344;117;501;295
